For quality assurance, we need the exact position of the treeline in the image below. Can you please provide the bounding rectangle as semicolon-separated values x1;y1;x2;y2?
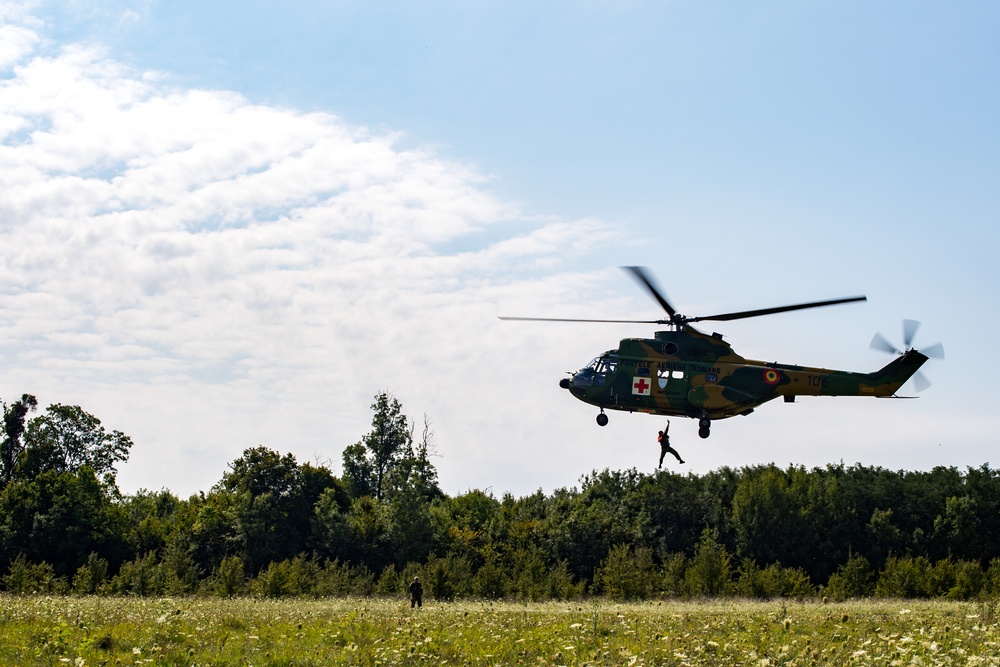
2;391;1000;601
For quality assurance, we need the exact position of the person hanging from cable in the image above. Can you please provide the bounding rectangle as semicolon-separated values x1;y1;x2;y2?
657;419;684;467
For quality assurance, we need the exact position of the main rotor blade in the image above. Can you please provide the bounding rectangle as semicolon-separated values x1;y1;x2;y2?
688;296;868;323
870;332;900;355
622;266;678;322
498;316;665;324
903;319;921;348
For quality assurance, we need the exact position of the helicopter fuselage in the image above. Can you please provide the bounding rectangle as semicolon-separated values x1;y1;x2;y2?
560;328;928;431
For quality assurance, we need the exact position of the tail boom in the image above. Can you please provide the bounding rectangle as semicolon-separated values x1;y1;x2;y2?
775;350;929;398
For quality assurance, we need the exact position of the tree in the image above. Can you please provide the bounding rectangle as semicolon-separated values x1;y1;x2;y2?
386;414;442;501
595;544;655;600
341;442;374;498
824;553;875;600
0;468;128;576
730;465;811;569
385;483;436;565
685;528;732;597
220;446;336;572
932;495;981;561
20;404;132;485
0;394;38;487
341;392;412;501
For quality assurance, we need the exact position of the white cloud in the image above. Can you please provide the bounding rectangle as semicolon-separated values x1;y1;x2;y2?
0;10;618;496
0;22;37;68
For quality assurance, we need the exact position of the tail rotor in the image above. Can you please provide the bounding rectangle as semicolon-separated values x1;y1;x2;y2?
870;319;944;392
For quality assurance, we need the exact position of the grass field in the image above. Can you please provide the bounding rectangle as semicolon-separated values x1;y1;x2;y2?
0;595;998;666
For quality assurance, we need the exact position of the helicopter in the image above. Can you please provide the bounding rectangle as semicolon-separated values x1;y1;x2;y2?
500;266;943;439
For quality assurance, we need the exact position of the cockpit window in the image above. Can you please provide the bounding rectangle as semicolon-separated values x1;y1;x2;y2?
595;355;618;374
576;354;617;388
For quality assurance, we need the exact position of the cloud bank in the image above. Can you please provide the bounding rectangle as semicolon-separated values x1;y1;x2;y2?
0;9;616;496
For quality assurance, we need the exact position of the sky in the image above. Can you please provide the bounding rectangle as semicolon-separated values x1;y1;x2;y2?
0;0;997;499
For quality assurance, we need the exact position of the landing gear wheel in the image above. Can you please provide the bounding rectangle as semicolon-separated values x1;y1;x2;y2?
596;412;609;427
698;416;711;429
699;426;710;439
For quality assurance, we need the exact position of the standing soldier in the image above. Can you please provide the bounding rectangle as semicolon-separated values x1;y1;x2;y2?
658;420;684;467
409;576;423;608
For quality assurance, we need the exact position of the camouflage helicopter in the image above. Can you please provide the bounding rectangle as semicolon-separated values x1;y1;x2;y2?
501;266;942;439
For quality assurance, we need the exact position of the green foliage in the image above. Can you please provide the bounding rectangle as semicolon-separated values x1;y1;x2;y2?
733;560;813;600
386;484;436;565
375;563;402;595
221;446;336;572
983;557;1000;596
825;554;875;601
340;495;392;568
508;549;550;602
213;555;246;597
72;552;109;595
866;507;904;567
122;489;180;556
315;559;375;597
945;560;984;600
547;559;586;600
876;556;934;598
21;403;132;485
4;392;1000;603
342;392;412;501
872;556;989;601
159;540;201;595
111;552;163;596
0;467;128;576
659;552;688;597
247;557;377;598
2;554;65;594
471;551;507;599
595;544;655;600
312;487;357;560
188;489;243;573
340;442;376;499
252;556;320;598
424;553;462;601
0;394;37;487
685;529;731;597
253;559;296;598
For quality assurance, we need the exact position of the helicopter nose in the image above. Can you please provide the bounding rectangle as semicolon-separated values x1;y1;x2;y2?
559;378;571;389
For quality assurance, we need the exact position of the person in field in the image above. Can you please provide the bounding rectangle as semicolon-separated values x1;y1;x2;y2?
409;576;423;608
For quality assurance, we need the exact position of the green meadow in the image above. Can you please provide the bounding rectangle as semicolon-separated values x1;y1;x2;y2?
1;596;998;666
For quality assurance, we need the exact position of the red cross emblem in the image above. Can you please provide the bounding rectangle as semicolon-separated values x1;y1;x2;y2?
632;377;651;395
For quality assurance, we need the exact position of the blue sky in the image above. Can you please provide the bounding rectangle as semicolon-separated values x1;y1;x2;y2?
1;0;998;497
